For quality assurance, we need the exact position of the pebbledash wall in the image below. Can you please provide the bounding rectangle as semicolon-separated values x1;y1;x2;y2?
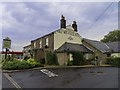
54;26;82;50
111;53;120;57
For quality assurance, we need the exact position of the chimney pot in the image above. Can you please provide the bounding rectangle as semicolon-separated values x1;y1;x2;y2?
72;21;77;32
60;15;66;28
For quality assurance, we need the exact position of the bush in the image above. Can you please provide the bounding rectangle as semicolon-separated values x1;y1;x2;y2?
67;60;73;66
46;51;59;65
72;52;84;65
39;58;45;64
2;60;31;70
106;57;120;67
16;60;31;69
27;58;39;68
2;58;43;70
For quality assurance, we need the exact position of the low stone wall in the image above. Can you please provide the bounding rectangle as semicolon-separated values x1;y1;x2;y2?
56;53;69;65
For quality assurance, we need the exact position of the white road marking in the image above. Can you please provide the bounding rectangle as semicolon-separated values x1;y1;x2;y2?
40;69;58;77
3;73;21;89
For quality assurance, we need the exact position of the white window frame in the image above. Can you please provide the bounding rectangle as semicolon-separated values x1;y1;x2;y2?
45;38;49;46
39;40;42;48
34;42;36;48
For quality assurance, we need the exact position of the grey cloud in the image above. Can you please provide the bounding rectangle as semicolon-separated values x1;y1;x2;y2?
2;2;118;51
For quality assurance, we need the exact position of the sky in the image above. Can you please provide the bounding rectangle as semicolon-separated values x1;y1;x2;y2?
0;1;118;51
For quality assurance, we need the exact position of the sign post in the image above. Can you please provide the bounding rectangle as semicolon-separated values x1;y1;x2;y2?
3;37;11;60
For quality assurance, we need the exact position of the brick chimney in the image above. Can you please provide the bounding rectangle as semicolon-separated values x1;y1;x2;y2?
60;15;66;28
72;21;77;32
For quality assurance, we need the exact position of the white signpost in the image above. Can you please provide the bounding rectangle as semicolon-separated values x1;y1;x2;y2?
2;37;11;60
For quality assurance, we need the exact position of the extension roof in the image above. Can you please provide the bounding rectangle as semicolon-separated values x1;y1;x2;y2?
55;42;93;53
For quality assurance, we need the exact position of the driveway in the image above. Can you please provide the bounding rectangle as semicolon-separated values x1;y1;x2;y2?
2;67;119;88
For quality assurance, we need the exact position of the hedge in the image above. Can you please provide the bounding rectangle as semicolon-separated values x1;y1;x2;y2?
71;52;84;65
2;58;43;70
106;57;120;67
46;51;59;65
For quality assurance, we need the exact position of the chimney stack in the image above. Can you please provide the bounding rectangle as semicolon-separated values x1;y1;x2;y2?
60;15;66;28
72;21;77;32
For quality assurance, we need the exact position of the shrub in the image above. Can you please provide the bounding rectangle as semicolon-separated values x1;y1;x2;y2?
71;52;84;65
39;58;45;64
67;60;73;66
2;60;31;70
3;61;18;70
16;60;31;69
106;57;120;67
27;58;40;68
46;51;59;65
2;58;43;70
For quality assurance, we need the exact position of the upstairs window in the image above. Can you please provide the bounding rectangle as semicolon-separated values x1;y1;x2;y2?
34;42;36;48
45;38;49;46
107;53;111;57
39;40;42;48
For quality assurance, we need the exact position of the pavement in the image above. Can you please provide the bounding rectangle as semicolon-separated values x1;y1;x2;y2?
2;64;113;73
2;66;119;89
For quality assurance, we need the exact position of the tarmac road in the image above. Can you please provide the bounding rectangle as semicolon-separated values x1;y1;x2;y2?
2;67;119;88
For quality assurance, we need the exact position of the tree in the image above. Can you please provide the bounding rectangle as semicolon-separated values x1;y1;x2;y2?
101;30;120;43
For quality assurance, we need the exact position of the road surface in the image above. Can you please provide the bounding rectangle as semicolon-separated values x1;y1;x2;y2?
2;67;119;88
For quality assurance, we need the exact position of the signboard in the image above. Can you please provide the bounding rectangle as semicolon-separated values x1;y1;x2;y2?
3;37;11;49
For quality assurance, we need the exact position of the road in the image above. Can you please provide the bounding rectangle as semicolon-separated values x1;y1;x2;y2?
2;67;119;88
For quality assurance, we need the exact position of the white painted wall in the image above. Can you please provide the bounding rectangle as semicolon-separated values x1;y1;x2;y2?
69;53;73;61
54;27;82;50
111;53;120;58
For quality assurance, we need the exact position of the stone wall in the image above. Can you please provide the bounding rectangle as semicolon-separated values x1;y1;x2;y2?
82;41;108;64
56;53;69;65
31;33;54;61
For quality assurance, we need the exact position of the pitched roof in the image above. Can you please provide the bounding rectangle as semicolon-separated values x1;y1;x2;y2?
55;42;93;53
83;38;112;53
106;41;120;53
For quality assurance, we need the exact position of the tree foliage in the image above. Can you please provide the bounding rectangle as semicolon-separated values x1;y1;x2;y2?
101;30;120;43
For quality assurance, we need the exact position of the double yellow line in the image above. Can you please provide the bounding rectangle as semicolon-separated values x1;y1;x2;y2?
3;73;21;89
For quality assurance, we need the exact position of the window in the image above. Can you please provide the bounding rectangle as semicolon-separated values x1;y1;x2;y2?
45;38;49;46
34;42;36;48
107;53;111;57
39;40;42;48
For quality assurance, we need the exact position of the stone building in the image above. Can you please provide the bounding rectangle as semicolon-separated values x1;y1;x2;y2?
24;15;92;65
23;44;31;59
55;42;93;65
82;38;120;64
23;15;119;65
106;41;120;58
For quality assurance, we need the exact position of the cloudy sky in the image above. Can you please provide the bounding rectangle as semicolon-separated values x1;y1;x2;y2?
1;1;118;51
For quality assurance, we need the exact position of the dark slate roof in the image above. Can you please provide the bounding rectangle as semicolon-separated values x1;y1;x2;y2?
83;38;112;53
55;42;93;53
106;41;120;53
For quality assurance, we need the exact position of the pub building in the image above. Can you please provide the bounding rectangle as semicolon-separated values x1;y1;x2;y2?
24;15;118;65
